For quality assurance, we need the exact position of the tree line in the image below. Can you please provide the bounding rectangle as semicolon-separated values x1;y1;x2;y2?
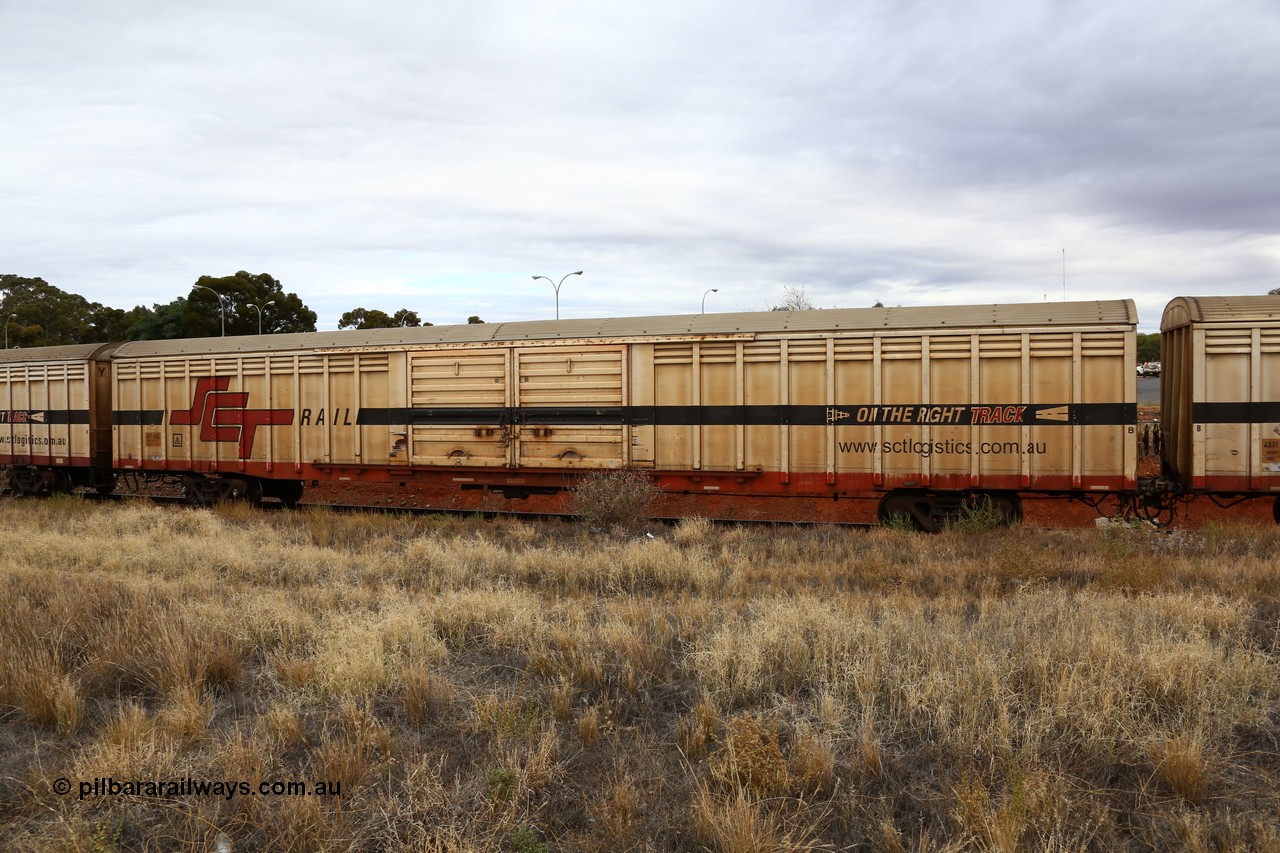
5;271;1264;351
0;273;479;347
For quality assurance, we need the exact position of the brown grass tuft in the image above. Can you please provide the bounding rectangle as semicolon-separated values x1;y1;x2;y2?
401;662;454;725
1151;733;1212;803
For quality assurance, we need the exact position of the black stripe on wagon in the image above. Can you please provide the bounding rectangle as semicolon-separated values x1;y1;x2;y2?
1071;403;1138;426
1192;402;1280;424
113;410;165;426
355;403;1137;427
356;407;510;426
0;409;91;425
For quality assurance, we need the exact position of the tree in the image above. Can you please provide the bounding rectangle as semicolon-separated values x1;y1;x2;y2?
468;316;484;324
391;309;422;327
129;271;317;340
188;271;316;336
1136;333;1161;363
1;275;99;346
769;285;815;311
91;305;153;342
1269;287;1280;296
339;308;394;329
126;299;196;340
339;307;431;330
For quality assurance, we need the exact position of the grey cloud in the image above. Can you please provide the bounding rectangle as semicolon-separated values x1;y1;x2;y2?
1;0;1278;330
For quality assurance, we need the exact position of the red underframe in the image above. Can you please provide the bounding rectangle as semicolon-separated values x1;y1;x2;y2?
114;458;1136;497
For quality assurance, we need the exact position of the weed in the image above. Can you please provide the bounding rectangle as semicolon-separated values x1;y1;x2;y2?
508;824;549;853
714;714;791;797
944;495;1011;532
569;468;659;529
474;694;541;743
486;767;519;803
880;511;918;533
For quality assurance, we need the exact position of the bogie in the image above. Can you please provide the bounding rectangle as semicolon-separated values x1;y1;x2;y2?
181;475;264;507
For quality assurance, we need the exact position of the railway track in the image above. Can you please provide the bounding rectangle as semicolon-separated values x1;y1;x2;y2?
7;487;880;529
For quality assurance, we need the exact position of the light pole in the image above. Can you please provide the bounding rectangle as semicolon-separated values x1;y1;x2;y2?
191;284;226;336
532;271;583;320
701;288;718;313
3;314;14;349
250;300;276;335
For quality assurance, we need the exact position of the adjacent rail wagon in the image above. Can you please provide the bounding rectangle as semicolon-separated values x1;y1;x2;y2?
5;294;1279;526
0;343;118;495
1159;296;1280;521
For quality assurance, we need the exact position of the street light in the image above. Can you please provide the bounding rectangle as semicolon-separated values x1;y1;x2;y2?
532;271;583;320
3;314;15;349
191;284;226;336
250;300;276;335
701;288;718;313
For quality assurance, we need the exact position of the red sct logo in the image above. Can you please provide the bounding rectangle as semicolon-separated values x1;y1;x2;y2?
171;377;293;459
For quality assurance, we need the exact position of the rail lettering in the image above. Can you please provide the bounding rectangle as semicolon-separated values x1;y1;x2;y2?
299;408;354;426
170;377;293;459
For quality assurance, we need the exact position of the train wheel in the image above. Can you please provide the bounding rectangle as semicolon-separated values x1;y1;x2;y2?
91;472;118;496
278;480;304;509
261;479;304;508
182;475;219;506
214;477;261;504
48;469;72;495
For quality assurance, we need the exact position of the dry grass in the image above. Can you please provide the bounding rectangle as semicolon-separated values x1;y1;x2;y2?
1;502;1279;851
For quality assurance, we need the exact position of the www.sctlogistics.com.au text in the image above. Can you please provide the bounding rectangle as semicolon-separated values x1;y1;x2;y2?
69;777;341;801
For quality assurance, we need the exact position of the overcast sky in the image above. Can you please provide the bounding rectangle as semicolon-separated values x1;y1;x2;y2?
2;0;1277;331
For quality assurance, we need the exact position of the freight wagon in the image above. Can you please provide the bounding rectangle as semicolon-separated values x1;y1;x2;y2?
3;299;1146;528
0;343;117;495
1156;296;1280;523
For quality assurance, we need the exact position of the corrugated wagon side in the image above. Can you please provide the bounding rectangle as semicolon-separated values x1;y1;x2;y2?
625;300;1137;528
110;333;406;505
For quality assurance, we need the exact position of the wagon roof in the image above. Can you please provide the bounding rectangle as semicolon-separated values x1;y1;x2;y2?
0;301;1137;363
0;342;119;364
100;299;1136;358
1161;296;1280;331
